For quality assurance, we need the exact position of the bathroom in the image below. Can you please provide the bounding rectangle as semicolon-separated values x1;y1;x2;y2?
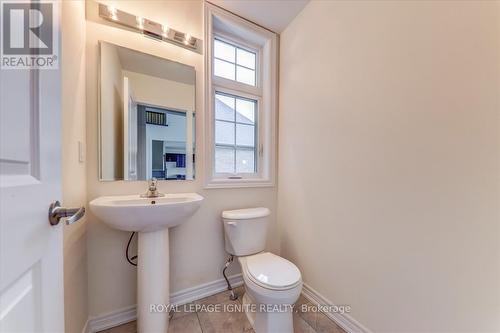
0;1;498;333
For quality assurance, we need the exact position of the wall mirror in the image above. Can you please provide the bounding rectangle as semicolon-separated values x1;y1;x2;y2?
99;41;196;181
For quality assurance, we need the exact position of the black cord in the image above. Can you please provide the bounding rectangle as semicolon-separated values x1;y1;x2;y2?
126;232;138;266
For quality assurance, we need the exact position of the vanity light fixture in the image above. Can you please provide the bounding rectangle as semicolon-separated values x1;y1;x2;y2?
162;25;169;38
108;6;117;21
98;3;202;53
136;16;144;30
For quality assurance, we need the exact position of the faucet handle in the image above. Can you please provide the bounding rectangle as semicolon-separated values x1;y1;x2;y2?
149;177;158;190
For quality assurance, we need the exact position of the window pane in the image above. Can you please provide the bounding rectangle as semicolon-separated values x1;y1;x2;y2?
214;59;235;81
215;120;235;145
236;149;255;173
215;147;235;173
236;66;255;86
236;99;255;124
236;123;255;147
215;94;235;121
237;48;255;69
214;39;235;63
213;91;258;176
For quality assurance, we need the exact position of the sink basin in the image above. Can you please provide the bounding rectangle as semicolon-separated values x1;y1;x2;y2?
89;193;204;232
89;192;204;333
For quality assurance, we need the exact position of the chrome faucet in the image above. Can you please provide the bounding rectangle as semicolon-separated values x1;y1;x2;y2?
141;178;165;198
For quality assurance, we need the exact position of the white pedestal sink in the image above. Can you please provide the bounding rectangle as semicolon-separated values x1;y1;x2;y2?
89;193;204;333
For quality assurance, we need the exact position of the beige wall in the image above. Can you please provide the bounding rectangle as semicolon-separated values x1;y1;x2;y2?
86;0;278;317
62;1;88;332
278;1;500;332
124;70;195;111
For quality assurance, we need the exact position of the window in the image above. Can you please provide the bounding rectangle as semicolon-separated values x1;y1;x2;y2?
214;39;256;86
205;3;277;188
215;92;257;173
145;110;167;126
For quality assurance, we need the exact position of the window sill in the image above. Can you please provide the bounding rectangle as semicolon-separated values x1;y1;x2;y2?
204;178;275;189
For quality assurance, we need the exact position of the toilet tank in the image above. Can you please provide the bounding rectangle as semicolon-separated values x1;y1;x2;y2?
222;207;270;256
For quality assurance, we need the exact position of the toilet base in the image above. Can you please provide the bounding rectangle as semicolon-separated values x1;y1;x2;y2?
242;290;294;333
242;292;256;327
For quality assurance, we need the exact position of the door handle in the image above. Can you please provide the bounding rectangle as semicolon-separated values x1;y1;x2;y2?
48;201;85;226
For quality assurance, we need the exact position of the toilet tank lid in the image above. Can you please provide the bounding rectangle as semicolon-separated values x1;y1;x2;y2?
222;207;270;220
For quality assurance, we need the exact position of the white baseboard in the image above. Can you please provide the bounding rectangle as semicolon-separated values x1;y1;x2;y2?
87;305;137;333
81;318;89;333
86;273;243;333
301;283;372;333
170;273;243;306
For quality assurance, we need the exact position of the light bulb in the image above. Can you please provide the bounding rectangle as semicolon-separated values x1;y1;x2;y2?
162;25;169;37
136;17;144;30
107;6;117;21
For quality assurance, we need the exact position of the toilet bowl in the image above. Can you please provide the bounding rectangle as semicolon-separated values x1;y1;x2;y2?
239;253;302;332
222;208;302;333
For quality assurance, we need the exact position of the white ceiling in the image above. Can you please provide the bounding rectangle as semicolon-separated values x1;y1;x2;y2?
209;0;309;33
116;45;195;85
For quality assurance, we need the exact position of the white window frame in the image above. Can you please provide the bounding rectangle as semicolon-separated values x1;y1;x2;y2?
213;89;260;176
213;35;260;89
204;3;277;188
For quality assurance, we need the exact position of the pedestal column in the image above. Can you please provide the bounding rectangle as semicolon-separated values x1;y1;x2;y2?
137;228;170;332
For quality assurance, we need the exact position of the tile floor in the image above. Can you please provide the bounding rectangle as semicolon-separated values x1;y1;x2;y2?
98;287;346;333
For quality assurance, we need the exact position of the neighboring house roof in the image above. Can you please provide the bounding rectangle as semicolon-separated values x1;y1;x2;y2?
215;98;253;124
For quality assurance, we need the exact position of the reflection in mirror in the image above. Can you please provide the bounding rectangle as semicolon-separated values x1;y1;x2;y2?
99;41;196;181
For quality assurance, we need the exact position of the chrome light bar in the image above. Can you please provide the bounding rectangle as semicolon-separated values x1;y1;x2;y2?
98;3;202;54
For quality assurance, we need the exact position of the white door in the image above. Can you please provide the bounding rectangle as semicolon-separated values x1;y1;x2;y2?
0;6;64;333
124;76;130;180
124;77;138;181
128;100;138;181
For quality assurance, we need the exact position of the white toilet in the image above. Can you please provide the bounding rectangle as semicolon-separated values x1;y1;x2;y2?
222;207;302;333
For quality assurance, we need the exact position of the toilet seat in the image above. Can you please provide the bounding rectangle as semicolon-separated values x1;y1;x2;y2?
243;252;301;291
